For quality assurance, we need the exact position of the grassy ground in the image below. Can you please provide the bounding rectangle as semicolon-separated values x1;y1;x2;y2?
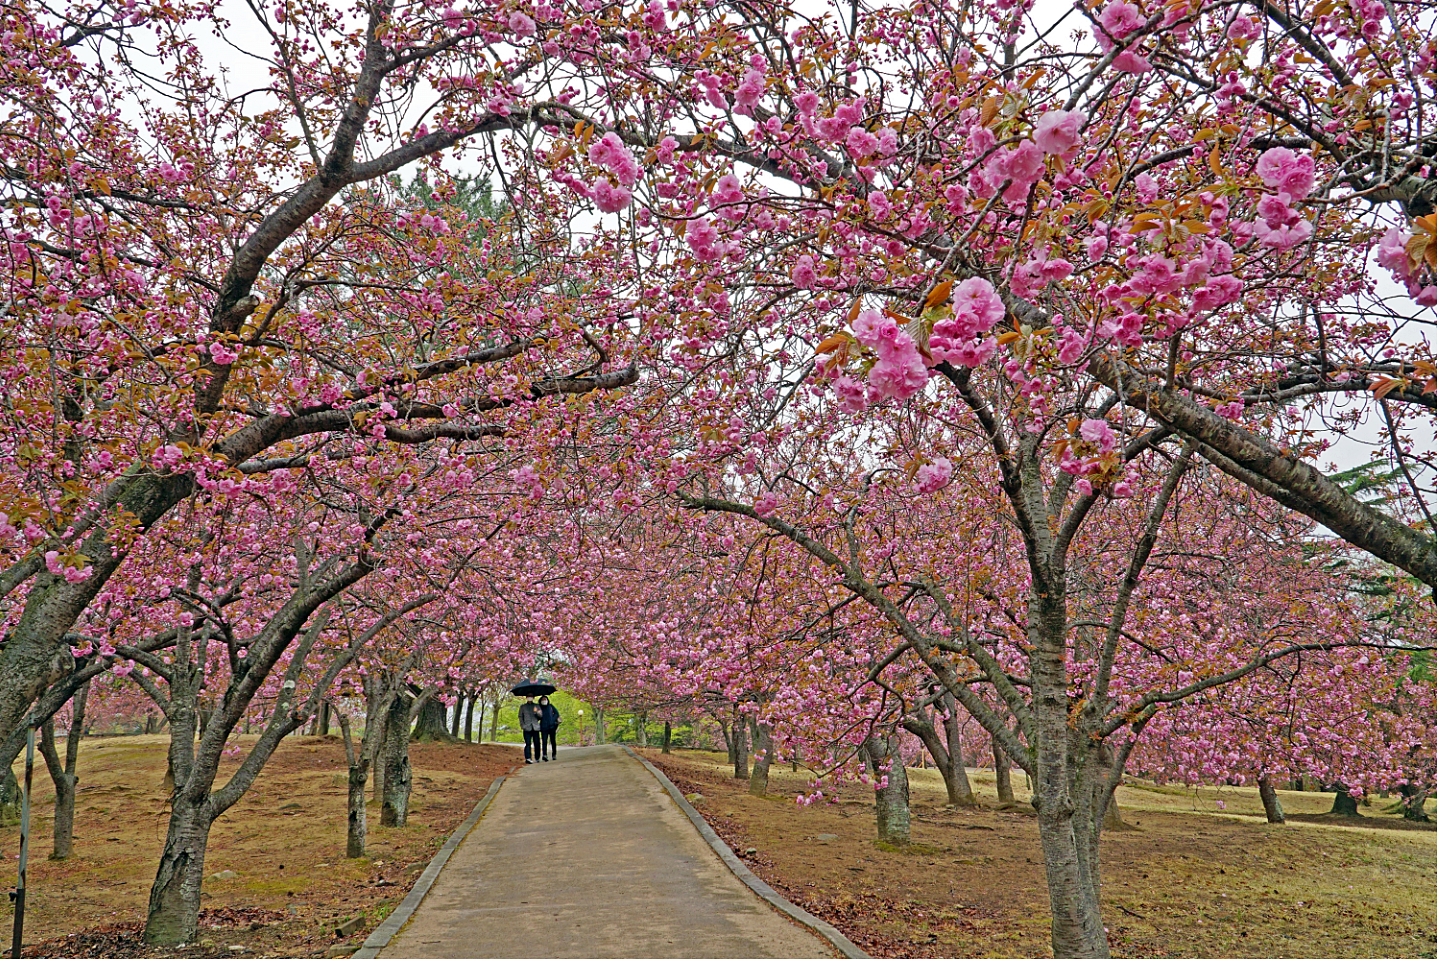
645;749;1437;959
0;734;519;958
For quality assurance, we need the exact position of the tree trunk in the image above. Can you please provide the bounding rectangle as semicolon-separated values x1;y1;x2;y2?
993;734;1014;805
347;759;369;857
940;694;976;799
449;697;462;738
410;695;453;742
143;796;213;946
1330;788;1361;816
1028;609;1109;959
39;680;88;860
1102;788;1129;831
721;720;735;766
367;687;388;806
381;691;413;827
1399;785;1431;822
490;701;499;742
1258;775;1285;824
371;748;385;804
39;722;78;860
334;708;369;858
905;707;977;806
861;732;911;844
749;721;772;797
662;721;672;754
464;696;475;743
51;766;77;859
731;718;749;780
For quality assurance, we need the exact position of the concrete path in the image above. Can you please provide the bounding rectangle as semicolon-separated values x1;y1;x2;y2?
379;744;833;958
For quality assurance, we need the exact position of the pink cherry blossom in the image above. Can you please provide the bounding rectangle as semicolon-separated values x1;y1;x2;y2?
686;217;722;262
951;277;1006;331
508;11;536;37
592;179;633;213
1255;147;1317;198
1080;418;1116;449
208;342;239;365
733;69;766;114
846;126;880;157
641;0;667;31
1057;328;1087;365
832;374;868;413
1112;50;1153;73
1226;15;1260;42
867;337;929;401
1099;1;1144;41
1033;110;1082;155
588;132;641;187
791;255;818;288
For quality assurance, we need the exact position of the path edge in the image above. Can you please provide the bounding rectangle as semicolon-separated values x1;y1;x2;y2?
624;746;868;959
352;773;507;959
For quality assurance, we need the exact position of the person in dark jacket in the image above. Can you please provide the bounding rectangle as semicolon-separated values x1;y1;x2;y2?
518;697;542;764
538;695;560;761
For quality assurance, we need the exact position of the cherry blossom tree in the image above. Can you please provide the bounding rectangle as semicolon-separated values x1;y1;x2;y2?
0;1;1432;957
0;0;658;749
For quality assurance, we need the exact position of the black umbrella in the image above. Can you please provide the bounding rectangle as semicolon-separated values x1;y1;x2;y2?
510;679;556;697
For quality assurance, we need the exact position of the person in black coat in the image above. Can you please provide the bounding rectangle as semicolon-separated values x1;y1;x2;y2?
518;697;542;764
538;695;560;761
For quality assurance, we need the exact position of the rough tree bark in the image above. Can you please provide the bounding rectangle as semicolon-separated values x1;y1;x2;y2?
748;720;773;796
1027;576;1109;958
1258;775;1285;824
731;716;749;780
334;707;370;858
144;793;215;946
1399;785;1431;822
37;679;89;860
662;721;672;754
365;678;388;806
903;701;977;806
1101;785;1130;832
861;731;911;844
464;694;475;743
410;695;453;742
380;689;414;827
1330;788;1361;816
993;733;1015;805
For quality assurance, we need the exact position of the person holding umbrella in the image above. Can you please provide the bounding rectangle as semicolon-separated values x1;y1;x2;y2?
538;695;560;761
518;697;542;763
511;679;555;764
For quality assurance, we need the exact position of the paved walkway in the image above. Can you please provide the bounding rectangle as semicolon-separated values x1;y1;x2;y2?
380;744;833;958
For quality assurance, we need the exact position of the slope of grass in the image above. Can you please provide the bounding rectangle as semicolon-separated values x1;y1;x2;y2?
0;735;518;958
646;749;1436;958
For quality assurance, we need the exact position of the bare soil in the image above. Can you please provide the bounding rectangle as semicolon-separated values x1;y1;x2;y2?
0;734;518;958
644;749;1437;958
